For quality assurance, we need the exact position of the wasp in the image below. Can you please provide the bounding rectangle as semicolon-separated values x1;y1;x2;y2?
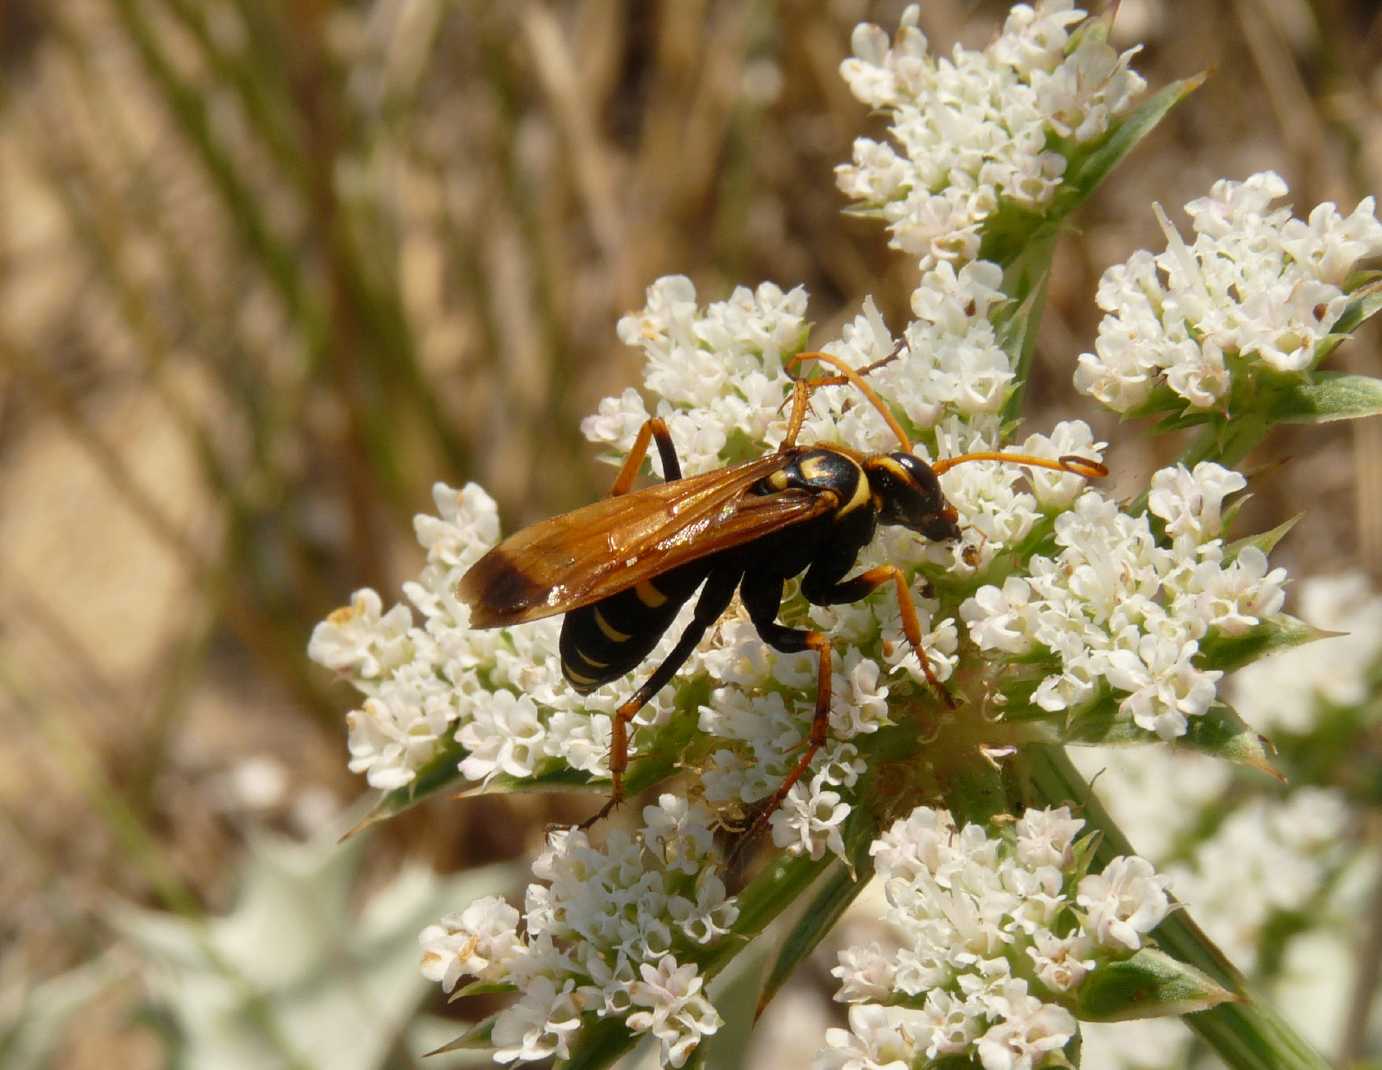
458;352;1106;830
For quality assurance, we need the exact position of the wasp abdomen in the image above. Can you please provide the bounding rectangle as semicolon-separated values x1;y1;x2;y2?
559;560;712;692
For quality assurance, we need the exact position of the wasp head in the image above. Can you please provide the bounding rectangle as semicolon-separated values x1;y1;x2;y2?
864;452;961;543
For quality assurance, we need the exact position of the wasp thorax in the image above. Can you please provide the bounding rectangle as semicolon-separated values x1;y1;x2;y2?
865;452;961;543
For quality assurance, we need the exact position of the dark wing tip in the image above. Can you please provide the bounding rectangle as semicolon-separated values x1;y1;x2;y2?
457;548;551;629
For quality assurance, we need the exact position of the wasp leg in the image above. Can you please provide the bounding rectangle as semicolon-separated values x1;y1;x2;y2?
577;565;741;830
609;417;682;496
804;564;957;709
738;576;835;842
781;377;812;450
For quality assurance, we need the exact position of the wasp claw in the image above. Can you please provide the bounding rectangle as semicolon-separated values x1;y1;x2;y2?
576;793;624;831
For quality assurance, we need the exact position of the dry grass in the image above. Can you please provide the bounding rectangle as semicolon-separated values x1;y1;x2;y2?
1;1;1379;1066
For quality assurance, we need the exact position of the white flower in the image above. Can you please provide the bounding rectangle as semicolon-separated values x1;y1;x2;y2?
771;774;852;860
831;942;898;1004
1077;172;1382;413
830;805;1170;1070
642;794;716;876
415;482;501;570
974;982;1078;1070
1147;463;1246;548
1014;806;1085;870
419;896;524;992
816;1004;916;1070
307;588;413;681
668;870;739;944
345;684;454;791
457;690;547;782
1077;855;1172;951
626;956;723;1068
837;4;1143;268
962;577;1039;655
1022;421;1107;509
491;976;583;1064
421;802;737;1066
1025;930;1096;992
1104;634;1221;740
1188;545;1288;635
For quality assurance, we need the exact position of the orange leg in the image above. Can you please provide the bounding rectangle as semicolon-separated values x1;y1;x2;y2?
743;630;835;843
577;565;740;830
609;417;682;496
804;564;956;708
781;377;812;450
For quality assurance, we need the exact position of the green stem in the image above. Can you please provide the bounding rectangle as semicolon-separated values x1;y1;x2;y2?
1021;744;1334;1070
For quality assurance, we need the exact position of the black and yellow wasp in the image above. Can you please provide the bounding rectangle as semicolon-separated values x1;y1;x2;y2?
459;352;1105;829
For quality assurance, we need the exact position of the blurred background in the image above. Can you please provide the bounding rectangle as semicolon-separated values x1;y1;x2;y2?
1;1;1380;1067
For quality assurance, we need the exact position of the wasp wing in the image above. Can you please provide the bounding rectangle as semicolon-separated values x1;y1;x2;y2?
459;453;830;628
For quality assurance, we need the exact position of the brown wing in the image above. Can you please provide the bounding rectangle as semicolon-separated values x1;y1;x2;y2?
459;452;830;627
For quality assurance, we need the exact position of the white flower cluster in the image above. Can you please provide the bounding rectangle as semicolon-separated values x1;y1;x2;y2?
1168;788;1350;973
837;2;1145;268
583;270;1108;859
819;805;1170;1070
1076;171;1382;413
587;263;1042;467
309;260;1106;862
962;461;1288;740
308;482;693;792
419;796;733;1067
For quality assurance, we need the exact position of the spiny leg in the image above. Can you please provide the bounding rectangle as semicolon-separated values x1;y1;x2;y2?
578;565;741;830
736;575;837;843
781;376;812;450
785;349;912;452
779;348;903;451
805;564;957;709
609;417;682;496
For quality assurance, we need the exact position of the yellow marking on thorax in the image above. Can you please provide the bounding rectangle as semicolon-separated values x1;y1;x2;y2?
872;456;909;479
594;606;633;643
798;455;830;481
634;580;668;608
837;471;872;516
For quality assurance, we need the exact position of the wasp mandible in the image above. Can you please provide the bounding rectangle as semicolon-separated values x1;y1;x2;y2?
459;353;1106;829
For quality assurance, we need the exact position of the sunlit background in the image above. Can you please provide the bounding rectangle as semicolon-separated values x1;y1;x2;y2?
2;1;1380;1067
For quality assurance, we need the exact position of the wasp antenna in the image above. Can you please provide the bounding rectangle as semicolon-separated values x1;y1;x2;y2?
930;450;1109;479
786;350;913;453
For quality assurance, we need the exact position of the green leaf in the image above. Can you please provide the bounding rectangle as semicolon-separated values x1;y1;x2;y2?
755;815;881;1019
1329;275;1382;335
1226;513;1302;561
1020;746;1336;1070
1076;947;1238;1021
1268;372;1382;424
1064;698;1280;778
997;273;1052;426
344;738;467;837
426;1017;497;1056
694;942;774;1070
1198;614;1337;674
1055;73;1207;216
449;979;516;1001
